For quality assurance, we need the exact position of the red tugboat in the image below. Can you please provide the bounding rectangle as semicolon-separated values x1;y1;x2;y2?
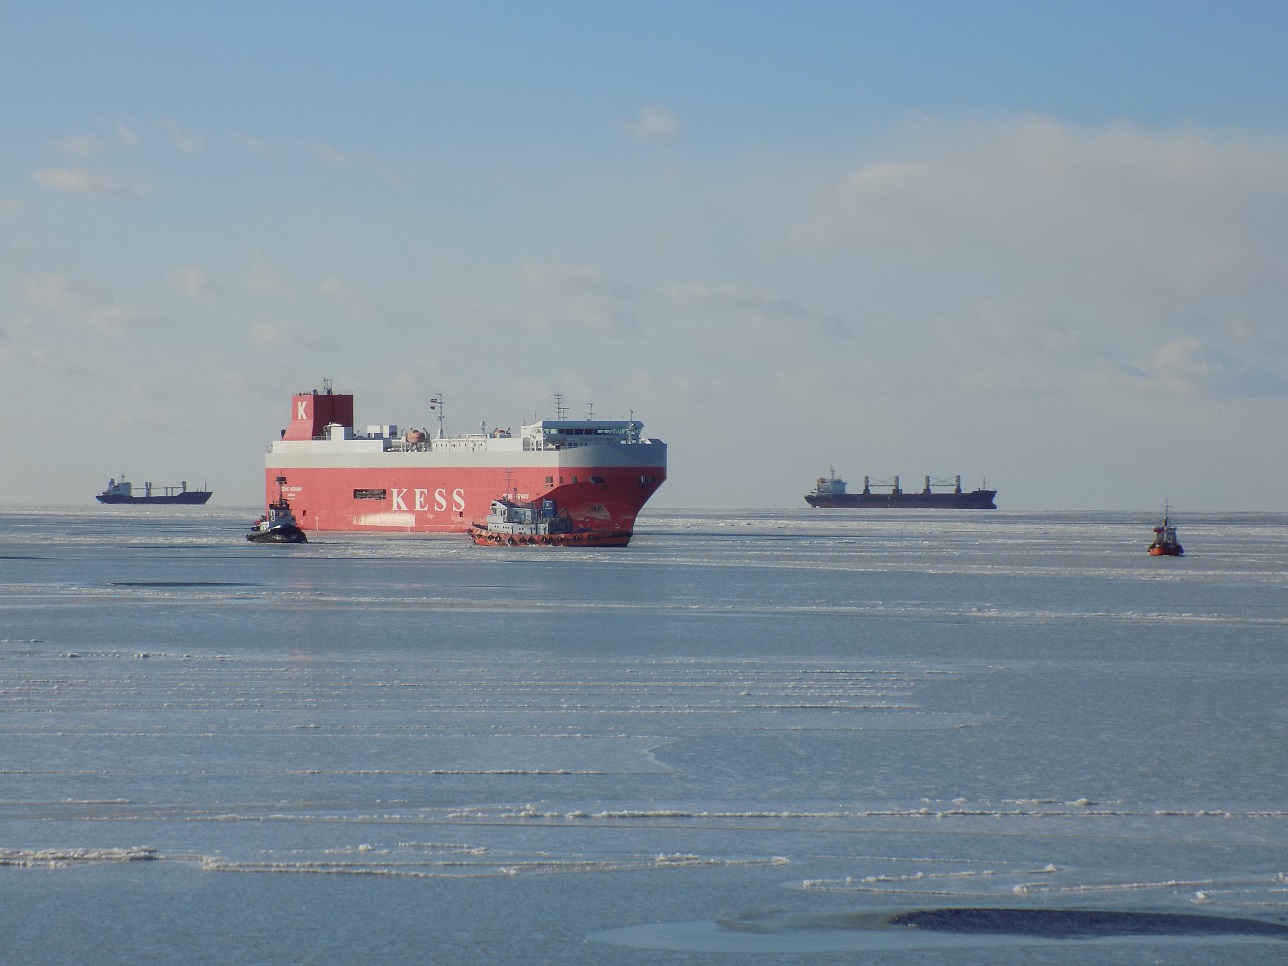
468;496;629;547
1147;503;1183;556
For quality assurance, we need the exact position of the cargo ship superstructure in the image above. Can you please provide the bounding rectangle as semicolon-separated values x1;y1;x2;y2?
264;386;666;540
806;471;997;509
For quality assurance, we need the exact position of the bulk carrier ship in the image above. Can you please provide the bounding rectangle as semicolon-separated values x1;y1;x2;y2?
97;477;212;505
263;384;667;542
806;471;997;509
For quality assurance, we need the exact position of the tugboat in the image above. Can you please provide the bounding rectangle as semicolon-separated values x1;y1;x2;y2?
468;497;629;547
247;477;307;543
1147;503;1183;556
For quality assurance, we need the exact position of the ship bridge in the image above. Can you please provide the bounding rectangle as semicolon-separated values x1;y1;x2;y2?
521;420;644;451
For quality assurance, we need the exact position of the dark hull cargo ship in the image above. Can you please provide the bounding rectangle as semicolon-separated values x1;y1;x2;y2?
96;476;212;505
806;471;996;509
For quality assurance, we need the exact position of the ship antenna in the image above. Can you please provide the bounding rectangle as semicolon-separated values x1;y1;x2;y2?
430;393;445;438
553;393;567;420
587;402;594;420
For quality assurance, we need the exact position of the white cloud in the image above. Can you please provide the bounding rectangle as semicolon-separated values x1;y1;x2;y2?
247;321;288;346
247;319;338;352
1125;339;1288;397
245;262;296;299
618;104;682;141
31;168;145;197
798;115;1288;403
521;263;628;299
57;134;107;156
392;370;422;402
320;276;376;321
233;132;284;157
510;264;638;333
24;274;145;336
0;337;94;375
305;141;376;165
162;118;208;154
168;268;218;300
810;116;1288;293
666;283;848;338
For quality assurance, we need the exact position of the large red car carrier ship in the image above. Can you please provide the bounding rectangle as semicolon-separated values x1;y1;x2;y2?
264;384;667;543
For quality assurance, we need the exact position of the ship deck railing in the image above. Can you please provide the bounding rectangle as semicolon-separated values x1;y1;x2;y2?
281;430;656;454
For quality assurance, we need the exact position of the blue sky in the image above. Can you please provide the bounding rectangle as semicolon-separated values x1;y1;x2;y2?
3;2;1287;510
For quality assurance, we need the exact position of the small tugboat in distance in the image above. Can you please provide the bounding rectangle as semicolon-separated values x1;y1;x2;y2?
1147;502;1183;556
247;477;307;543
97;475;212;505
468;496;631;547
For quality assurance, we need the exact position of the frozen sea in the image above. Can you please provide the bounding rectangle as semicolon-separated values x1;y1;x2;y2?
1;505;1286;964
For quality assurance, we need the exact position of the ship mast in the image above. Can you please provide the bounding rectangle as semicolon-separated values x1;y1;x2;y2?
553;393;568;420
430;393;445;438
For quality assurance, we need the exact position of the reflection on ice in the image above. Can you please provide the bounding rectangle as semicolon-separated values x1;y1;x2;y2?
593;906;1288;953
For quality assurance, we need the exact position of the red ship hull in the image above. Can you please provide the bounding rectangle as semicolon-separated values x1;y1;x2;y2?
262;465;663;536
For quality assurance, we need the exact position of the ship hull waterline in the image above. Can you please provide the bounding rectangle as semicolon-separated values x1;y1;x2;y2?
806;491;997;510
96;492;213;506
262;465;665;538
